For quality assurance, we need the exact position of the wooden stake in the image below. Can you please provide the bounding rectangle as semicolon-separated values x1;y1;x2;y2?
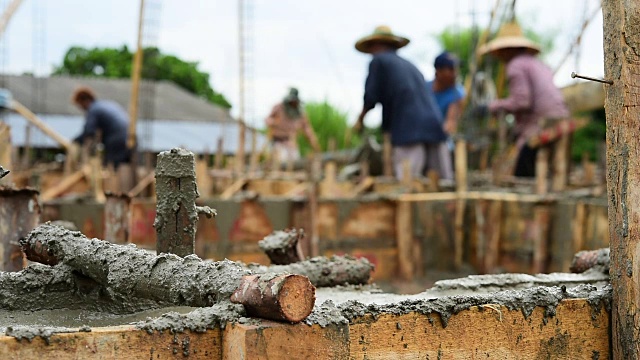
214;137;224;170
484;200;502;273
382;132;393;178
427;170;440;192
249;129;259;175
535;147;549;195
603;1;640;356
401;160;411;187
454;139;468;192
104;192;131;244
0;123;11;184
532;205;550;274
551;128;570;192
395;201;414;280
308;155;321;257
20;125;30;170
567;201;586;272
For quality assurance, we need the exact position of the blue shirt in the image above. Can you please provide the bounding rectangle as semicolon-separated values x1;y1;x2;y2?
426;81;465;122
75;100;131;166
363;50;446;146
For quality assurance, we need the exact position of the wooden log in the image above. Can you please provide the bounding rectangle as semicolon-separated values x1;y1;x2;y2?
155;148;212;257
104;192;131;244
248;255;374;288
230;274;315;323
257;229;305;265
570;248;609;274
21;224;314;323
603;1;640;357
0;187;39;271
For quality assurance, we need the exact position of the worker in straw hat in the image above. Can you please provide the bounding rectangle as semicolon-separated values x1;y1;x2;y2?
353;26;448;180
265;87;320;165
477;22;569;178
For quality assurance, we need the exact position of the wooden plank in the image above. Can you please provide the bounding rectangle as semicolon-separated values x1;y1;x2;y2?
219;178;247;200
396;191;554;203
395;201;414;280
222;321;348;360
349;299;609;359
0;326;222;359
602;1;640;356
12;100;72;150
40;166;88;201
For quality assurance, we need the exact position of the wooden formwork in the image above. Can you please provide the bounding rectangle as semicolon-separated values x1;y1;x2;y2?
0;299;609;359
41;194;609;281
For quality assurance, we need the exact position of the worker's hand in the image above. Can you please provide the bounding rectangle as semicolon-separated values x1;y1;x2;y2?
443;120;456;135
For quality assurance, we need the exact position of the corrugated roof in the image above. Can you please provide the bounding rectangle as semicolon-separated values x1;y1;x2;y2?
3;114;266;154
0;74;235;123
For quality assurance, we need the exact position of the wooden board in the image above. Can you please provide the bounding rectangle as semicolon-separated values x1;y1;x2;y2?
223;321;349;359
0;326;222;360
348;299;609;359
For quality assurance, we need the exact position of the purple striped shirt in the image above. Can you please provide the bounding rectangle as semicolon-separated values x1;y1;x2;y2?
489;54;569;148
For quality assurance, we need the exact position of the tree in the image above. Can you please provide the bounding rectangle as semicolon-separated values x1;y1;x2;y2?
297;101;360;156
53;46;231;108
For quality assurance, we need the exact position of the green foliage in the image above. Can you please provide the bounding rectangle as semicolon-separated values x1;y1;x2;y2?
297;101;361;156
53;46;231;108
571;109;606;162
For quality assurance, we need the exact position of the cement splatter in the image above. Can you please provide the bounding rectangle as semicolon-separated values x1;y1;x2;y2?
5;326;74;344
134;302;245;334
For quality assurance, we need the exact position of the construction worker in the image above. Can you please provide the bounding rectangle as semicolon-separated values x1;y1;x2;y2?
478;22;569;177
72;87;132;169
426;51;465;180
265;88;321;164
353;26;447;180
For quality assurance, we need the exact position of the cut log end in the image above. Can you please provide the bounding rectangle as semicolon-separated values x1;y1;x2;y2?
230;274;315;323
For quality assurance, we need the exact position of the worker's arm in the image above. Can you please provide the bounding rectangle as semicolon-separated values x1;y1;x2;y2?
74;109;99;144
489;63;531;114
444;98;463;135
302;115;321;153
354;57;383;134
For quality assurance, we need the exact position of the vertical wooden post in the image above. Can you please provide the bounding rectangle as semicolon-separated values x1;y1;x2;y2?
603;0;640;357
21;125;30;170
249;129;259;175
401;160;412;188
396;200;414;280
214;137;224;170
0;187;39;271
104;192;131;244
308;154;321;257
454;138;468;270
154;148;198;257
0;123;11;184
551;128;570;191
535;148;549;195
382;132;393;178
532;204;550;274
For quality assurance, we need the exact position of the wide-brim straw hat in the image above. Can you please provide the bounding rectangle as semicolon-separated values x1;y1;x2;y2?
478;22;540;56
355;25;410;54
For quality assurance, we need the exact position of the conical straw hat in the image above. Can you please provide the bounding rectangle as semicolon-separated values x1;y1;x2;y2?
355;25;410;54
478;22;540;56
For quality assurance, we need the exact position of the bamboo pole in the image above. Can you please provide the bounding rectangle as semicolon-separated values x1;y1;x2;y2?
127;0;145;150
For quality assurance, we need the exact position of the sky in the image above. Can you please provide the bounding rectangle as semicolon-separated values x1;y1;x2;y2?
1;0;604;129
